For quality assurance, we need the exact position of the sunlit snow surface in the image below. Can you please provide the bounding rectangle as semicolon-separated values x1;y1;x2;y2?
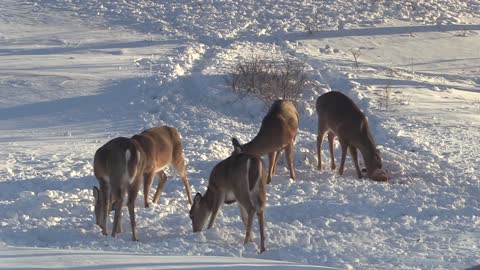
1;0;479;269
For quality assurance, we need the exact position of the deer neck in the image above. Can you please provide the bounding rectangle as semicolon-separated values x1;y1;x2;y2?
356;134;378;174
241;136;272;155
202;188;216;211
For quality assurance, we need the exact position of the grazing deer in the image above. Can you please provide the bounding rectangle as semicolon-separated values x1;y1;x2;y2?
232;100;299;184
132;126;193;208
316;91;388;181
189;150;268;253
93;137;143;240
93;125;193;240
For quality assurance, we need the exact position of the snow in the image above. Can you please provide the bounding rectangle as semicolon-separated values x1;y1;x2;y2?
1;0;480;269
0;245;338;270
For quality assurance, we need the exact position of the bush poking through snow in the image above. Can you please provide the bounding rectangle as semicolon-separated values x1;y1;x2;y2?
377;84;412;110
350;48;361;69
378;83;393;110
305;8;321;34
225;54;308;104
455;27;469;37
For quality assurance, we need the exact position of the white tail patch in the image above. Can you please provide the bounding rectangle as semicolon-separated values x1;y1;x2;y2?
125;149;131;162
125;149;135;185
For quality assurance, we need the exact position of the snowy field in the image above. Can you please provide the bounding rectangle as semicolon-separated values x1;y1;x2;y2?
1;0;480;269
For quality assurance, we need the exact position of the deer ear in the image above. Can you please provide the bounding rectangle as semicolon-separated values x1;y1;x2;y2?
194;193;202;204
93;186;99;201
231;138;241;148
233;146;242;154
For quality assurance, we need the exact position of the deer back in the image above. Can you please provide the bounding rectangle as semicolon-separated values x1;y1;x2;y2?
131;125;179;173
316;91;376;152
241;100;299;155
94;137;141;187
209;153;267;207
316;91;387;181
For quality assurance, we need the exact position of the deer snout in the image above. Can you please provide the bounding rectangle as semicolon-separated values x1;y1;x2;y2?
370;169;388;182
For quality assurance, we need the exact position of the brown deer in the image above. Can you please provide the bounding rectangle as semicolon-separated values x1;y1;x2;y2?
232;99;299;184
316;91;388;181
189;149;268;253
131;126;193;208
93;125;193;240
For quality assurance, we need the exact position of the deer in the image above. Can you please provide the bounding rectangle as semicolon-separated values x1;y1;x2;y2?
232;99;299;184
93;125;193;240
131;126;193;208
189;149;268;253
316;91;388;182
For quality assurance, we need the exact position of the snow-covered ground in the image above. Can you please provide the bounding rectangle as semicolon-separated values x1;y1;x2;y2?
0;244;337;270
1;0;479;269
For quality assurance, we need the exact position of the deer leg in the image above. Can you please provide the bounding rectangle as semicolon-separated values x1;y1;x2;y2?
271;150;281;175
239;205;249;227
349;146;362;178
285;142;296;181
258;210;266;253
100;182;110;236
152;171;168;205
114;202;123;233
317;123;327;170
127;178;141;241
172;158;193;206
180;173;193;206
111;197;123;238
244;208;255;244
327;132;336;170
143;172;154;208
207;191;224;229
267;151;277;184
338;141;348;176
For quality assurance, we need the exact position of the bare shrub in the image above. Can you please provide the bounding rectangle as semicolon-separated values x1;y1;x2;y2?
377;83;393;110
385;67;401;77
306;9;321;34
397;93;412;106
377;84;412;110
226;54;308;104
350;48;361;68
455;26;468;37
